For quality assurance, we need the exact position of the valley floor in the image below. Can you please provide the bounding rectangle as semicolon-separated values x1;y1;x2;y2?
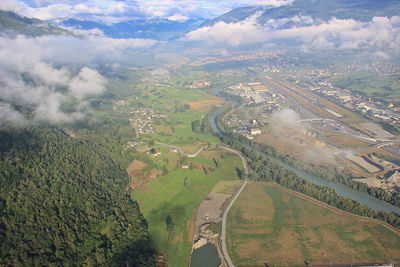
227;182;400;267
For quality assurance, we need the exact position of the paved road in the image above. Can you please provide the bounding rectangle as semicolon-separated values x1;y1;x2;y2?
156;142;248;267
173;145;206;158
221;179;248;267
220;147;249;267
221;146;249;174
155;142;206;157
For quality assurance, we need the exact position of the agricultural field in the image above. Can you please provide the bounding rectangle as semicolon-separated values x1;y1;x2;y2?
140;86;223;145
333;72;400;101
227;182;400;267
132;150;243;267
184;96;226;112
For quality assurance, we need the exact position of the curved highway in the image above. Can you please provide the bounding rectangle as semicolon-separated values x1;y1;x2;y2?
220;147;249;267
155;142;206;157
156;141;250;267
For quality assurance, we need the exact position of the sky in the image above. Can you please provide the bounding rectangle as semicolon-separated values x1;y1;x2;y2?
0;0;294;21
0;0;399;125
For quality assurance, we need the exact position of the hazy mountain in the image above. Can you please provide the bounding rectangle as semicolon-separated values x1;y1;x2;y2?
202;0;400;28
58;17;206;40
0;10;72;37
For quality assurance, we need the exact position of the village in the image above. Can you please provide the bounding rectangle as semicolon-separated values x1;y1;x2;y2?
113;100;162;150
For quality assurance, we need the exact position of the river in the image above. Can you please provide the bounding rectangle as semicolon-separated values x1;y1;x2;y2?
189;92;240;267
210;89;400;216
192;89;400;267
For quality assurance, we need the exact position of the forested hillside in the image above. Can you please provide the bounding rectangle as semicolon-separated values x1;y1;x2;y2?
0;10;72;37
0;126;155;266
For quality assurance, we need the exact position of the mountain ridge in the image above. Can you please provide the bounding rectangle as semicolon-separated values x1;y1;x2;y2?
0;10;72;37
201;0;400;28
57;17;206;40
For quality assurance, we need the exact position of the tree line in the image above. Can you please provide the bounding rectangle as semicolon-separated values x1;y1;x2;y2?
221;136;400;229
216;109;400;209
191;114;213;135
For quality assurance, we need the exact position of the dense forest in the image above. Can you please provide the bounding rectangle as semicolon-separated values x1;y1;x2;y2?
221;136;400;229
0;126;155;266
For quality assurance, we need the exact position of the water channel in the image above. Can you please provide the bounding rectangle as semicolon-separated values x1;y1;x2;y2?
210;89;400;216
191;90;400;267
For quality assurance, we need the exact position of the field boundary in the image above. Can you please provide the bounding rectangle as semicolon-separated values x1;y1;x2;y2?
267;182;400;235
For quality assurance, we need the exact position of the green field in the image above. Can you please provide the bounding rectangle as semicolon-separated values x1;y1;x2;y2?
132;151;242;267
333;72;400;100
129;85;221;145
92;68;224;148
227;182;400;267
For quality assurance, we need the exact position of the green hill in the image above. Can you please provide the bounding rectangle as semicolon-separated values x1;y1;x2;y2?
0;10;72;36
0;126;155;266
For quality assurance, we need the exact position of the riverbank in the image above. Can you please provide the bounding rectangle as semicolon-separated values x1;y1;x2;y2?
210;88;400;217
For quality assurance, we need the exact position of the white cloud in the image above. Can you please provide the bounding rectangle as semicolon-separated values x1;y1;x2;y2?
31;62;71;86
2;0;296;22
0;102;25;124
275;16;400;53
167;13;188;21
34;93;74;123
0;0;24;13
69;67;106;99
185;12;267;47
184;14;400;54
0;34;157;124
1;0;142;21
23;3;102;20
271;108;301;127
253;0;294;7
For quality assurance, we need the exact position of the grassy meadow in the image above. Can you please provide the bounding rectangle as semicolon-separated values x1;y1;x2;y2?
227;182;400;267
132;151;243;267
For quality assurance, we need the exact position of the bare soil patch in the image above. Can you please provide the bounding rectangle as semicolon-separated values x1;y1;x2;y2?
192;163;214;175
184;97;226;111
194;192;230;241
126;160;147;180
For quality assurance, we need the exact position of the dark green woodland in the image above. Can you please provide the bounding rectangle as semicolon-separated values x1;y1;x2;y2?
0;126;155;266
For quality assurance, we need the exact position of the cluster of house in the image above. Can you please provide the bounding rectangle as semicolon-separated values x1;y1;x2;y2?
232;120;262;140
226;83;283;112
125;107;163;137
318;85;400;124
182;80;211;89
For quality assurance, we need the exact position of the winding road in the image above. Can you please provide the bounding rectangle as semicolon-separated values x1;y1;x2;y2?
171;145;206;158
155;142;206;157
220;147;249;267
157;141;249;267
